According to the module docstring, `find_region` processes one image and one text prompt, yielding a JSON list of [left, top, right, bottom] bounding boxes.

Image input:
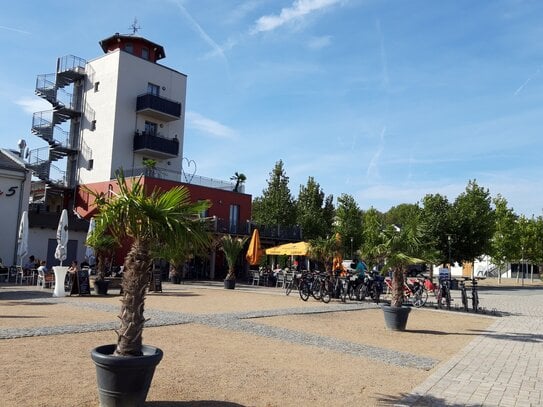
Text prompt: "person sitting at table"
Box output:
[[67, 260, 80, 274], [37, 260, 51, 276], [23, 255, 37, 272]]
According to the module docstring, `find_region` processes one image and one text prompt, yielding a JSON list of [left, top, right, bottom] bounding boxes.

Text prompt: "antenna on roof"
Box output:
[[129, 17, 141, 35]]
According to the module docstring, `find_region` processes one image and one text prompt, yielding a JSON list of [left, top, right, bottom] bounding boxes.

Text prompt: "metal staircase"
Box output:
[[28, 55, 86, 188]]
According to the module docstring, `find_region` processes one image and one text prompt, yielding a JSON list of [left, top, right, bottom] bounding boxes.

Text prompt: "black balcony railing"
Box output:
[[133, 132, 179, 158], [136, 93, 181, 120]]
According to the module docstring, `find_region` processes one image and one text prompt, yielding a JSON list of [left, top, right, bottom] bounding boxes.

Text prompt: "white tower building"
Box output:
[[29, 33, 187, 197]]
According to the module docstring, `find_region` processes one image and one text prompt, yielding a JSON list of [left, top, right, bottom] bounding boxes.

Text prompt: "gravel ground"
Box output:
[[0, 282, 497, 406]]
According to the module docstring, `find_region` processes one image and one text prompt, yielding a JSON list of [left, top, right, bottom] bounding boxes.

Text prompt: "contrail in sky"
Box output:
[[0, 25, 31, 34], [514, 65, 542, 96]]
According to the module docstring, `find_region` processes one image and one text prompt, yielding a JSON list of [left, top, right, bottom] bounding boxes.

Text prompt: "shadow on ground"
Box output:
[[147, 401, 245, 407], [378, 392, 482, 406], [0, 291, 56, 301]]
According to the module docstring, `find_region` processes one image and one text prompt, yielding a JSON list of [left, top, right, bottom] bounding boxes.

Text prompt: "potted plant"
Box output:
[[372, 222, 429, 331], [221, 234, 248, 289], [85, 230, 118, 295], [87, 171, 210, 406]]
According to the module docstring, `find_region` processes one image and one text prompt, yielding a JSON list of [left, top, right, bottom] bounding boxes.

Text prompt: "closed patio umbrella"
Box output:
[[246, 228, 263, 266], [17, 211, 29, 266], [54, 209, 69, 266], [85, 217, 96, 264]]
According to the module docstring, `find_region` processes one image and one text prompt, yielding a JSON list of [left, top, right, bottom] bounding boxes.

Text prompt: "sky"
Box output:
[[1, 0, 542, 217]]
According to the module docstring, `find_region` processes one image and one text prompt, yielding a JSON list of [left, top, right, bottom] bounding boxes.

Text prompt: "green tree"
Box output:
[[296, 176, 330, 240], [360, 207, 384, 268], [384, 203, 421, 227], [89, 172, 211, 356], [491, 195, 519, 275], [85, 228, 118, 281], [251, 160, 296, 227], [420, 194, 452, 265], [334, 194, 363, 257], [450, 180, 495, 269]]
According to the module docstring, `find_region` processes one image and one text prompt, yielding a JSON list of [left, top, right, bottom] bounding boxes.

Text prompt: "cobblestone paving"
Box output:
[[401, 288, 543, 407], [0, 294, 437, 370]]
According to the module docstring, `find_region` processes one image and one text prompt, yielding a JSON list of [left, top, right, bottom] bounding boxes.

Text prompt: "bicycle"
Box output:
[[383, 274, 426, 307], [459, 277, 480, 312], [356, 270, 383, 304], [436, 278, 452, 310]]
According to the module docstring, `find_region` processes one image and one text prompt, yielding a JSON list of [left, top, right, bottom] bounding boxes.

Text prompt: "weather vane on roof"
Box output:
[[129, 17, 141, 35]]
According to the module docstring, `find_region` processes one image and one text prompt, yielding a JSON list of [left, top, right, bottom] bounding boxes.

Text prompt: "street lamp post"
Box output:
[[350, 237, 353, 259], [447, 234, 452, 269]]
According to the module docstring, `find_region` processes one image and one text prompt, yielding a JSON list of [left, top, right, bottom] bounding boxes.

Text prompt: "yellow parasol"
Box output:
[[265, 241, 310, 256], [246, 229, 263, 265]]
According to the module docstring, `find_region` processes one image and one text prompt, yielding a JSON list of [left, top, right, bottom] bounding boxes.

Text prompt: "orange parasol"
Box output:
[[246, 229, 263, 266]]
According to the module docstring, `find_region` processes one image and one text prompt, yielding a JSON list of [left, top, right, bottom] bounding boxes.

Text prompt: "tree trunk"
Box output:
[[115, 239, 152, 356], [391, 267, 404, 307]]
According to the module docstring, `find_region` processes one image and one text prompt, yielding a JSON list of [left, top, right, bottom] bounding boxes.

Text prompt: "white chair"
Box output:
[[251, 270, 260, 286], [36, 269, 54, 289], [275, 272, 285, 288], [15, 266, 34, 285]]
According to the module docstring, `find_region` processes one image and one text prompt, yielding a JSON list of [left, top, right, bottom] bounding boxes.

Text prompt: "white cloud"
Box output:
[[186, 111, 237, 140], [15, 98, 50, 114], [252, 0, 341, 34], [307, 35, 332, 49]]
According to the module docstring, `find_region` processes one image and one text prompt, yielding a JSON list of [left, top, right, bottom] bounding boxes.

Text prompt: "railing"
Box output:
[[122, 167, 182, 182], [57, 55, 86, 74], [182, 174, 240, 192], [133, 132, 180, 157], [136, 93, 181, 119], [251, 223, 302, 240]]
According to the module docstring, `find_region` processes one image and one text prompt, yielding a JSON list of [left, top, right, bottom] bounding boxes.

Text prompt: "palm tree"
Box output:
[[90, 171, 211, 356], [371, 223, 429, 307], [86, 230, 118, 281], [153, 221, 210, 283], [221, 235, 248, 281], [230, 172, 247, 193], [308, 235, 340, 272]]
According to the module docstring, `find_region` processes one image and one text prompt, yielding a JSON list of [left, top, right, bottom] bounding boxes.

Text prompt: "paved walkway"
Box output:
[[401, 287, 543, 407]]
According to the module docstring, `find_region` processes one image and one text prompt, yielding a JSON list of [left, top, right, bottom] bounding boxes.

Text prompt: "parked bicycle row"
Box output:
[[282, 269, 482, 312]]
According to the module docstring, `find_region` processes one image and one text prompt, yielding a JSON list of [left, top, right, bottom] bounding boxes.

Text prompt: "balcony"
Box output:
[[136, 93, 182, 122], [133, 132, 179, 158]]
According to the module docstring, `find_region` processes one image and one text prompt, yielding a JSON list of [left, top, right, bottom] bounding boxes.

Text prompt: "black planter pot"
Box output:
[[91, 344, 163, 407], [94, 279, 110, 295], [224, 279, 236, 289], [382, 304, 411, 331]]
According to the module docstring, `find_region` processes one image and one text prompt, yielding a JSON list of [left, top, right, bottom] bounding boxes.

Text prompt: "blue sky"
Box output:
[[1, 0, 542, 216]]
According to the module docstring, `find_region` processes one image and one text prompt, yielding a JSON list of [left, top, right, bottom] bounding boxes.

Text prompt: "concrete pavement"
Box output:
[[402, 287, 543, 407]]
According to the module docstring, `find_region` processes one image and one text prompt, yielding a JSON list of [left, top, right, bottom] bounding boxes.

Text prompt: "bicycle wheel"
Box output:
[[472, 289, 479, 312], [321, 282, 332, 304], [356, 283, 368, 301], [372, 282, 382, 304], [285, 278, 293, 296], [311, 278, 322, 300], [298, 280, 310, 301], [412, 287, 428, 308], [348, 284, 357, 301], [340, 282, 347, 303], [460, 287, 468, 312]]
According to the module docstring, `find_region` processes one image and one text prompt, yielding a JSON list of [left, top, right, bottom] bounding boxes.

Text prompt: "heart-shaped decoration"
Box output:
[[182, 157, 197, 183]]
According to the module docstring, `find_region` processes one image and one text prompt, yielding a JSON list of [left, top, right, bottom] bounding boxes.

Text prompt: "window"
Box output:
[[87, 159, 94, 170], [147, 82, 160, 96], [91, 120, 96, 131], [144, 121, 157, 136], [229, 204, 240, 234], [94, 81, 100, 92], [141, 47, 149, 60], [125, 43, 133, 54]]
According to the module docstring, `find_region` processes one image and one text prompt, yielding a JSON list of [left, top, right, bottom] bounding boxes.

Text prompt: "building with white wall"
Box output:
[[0, 149, 31, 265]]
